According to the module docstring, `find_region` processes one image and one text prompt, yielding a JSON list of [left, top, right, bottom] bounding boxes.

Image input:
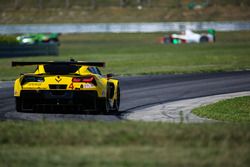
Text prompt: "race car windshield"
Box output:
[[44, 64, 80, 75]]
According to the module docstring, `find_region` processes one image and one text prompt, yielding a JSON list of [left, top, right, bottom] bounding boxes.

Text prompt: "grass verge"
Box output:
[[192, 96, 250, 122], [0, 35, 18, 44], [1, 31, 250, 80], [0, 121, 250, 167]]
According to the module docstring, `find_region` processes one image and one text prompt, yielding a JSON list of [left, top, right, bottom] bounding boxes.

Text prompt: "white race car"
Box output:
[[161, 29, 216, 44]]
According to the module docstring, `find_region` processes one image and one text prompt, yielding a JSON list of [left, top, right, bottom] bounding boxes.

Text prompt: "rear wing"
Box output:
[[12, 61, 105, 67]]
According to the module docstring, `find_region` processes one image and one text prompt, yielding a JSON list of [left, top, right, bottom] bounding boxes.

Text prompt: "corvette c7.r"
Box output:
[[12, 60, 120, 114]]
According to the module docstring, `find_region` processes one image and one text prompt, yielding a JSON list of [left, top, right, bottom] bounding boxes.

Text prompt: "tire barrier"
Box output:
[[0, 43, 59, 58]]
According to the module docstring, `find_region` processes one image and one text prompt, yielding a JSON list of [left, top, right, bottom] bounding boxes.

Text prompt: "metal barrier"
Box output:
[[0, 43, 59, 57], [0, 22, 250, 34]]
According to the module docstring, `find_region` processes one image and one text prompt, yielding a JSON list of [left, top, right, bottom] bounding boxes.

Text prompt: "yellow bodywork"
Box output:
[[13, 62, 120, 113]]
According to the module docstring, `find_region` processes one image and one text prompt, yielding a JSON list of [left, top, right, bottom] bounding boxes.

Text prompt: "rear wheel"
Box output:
[[97, 97, 111, 114], [15, 97, 22, 112], [200, 36, 209, 43], [97, 83, 120, 114], [113, 86, 120, 113], [164, 37, 171, 44]]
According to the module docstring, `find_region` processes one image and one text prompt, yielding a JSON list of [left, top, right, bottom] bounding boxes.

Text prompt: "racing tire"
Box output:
[[48, 39, 59, 44], [164, 37, 171, 44], [97, 98, 111, 114], [112, 86, 120, 113], [200, 36, 209, 43], [15, 97, 23, 112]]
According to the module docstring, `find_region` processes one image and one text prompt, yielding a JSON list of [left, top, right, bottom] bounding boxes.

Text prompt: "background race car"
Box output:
[[161, 29, 216, 44], [16, 33, 60, 45], [12, 60, 120, 114]]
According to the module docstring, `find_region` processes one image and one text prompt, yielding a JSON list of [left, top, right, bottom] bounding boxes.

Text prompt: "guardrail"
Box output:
[[0, 43, 59, 58], [0, 22, 250, 34]]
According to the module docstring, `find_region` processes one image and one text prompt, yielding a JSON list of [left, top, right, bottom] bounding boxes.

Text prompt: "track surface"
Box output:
[[1, 71, 250, 121]]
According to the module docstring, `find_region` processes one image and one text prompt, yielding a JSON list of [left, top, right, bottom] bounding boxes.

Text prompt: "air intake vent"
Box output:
[[49, 84, 67, 90]]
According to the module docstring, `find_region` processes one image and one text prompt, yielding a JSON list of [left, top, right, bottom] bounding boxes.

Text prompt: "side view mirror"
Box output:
[[107, 73, 113, 79]]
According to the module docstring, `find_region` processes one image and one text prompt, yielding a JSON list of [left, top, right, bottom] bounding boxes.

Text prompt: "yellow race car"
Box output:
[[12, 60, 120, 114]]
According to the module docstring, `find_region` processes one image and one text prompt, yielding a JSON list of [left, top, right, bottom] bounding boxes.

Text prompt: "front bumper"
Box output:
[[19, 90, 98, 112]]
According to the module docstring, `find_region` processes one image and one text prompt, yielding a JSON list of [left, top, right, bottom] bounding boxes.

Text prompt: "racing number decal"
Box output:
[[69, 83, 74, 90]]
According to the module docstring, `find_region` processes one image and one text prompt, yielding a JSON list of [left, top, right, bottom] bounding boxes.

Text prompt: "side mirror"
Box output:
[[107, 73, 113, 79]]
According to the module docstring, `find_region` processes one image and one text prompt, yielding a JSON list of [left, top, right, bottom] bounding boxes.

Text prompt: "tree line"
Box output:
[[13, 0, 152, 9]]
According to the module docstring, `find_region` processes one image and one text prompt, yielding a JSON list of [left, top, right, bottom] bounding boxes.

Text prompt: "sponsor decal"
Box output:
[[69, 83, 74, 89], [83, 83, 94, 89]]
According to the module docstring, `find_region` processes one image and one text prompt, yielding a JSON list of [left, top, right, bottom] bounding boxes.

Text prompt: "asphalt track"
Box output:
[[1, 71, 250, 121]]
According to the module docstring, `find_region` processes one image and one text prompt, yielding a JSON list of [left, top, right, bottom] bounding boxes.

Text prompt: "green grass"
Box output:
[[1, 31, 250, 81], [0, 121, 250, 167], [192, 96, 250, 122], [1, 30, 250, 166], [0, 35, 18, 44]]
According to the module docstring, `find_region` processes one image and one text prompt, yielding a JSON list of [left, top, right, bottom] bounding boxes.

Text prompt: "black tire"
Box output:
[[113, 86, 120, 113], [48, 39, 59, 44], [200, 36, 209, 43], [15, 97, 22, 112], [97, 97, 111, 114], [97, 83, 120, 114]]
